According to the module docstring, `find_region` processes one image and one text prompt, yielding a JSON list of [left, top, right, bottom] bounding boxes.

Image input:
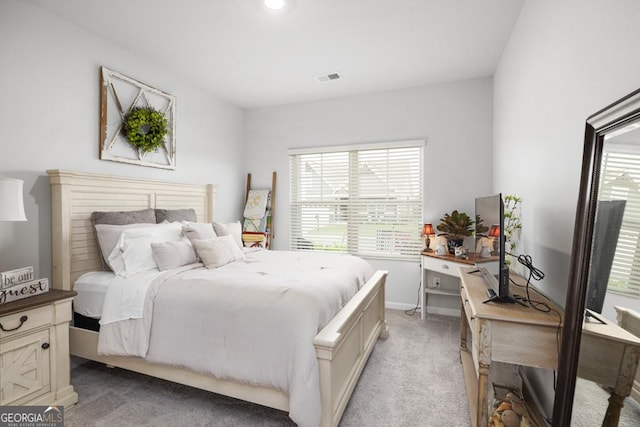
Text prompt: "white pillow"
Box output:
[[212, 221, 243, 250], [151, 239, 197, 271], [182, 222, 217, 242], [95, 223, 158, 269], [192, 236, 245, 269], [107, 222, 184, 277]]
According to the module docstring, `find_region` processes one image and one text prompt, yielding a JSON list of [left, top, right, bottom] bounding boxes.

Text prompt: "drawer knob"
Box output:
[[41, 342, 50, 350], [0, 315, 28, 332], [442, 265, 449, 269]]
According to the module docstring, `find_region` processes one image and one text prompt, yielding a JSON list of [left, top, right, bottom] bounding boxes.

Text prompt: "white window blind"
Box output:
[[598, 146, 640, 298], [289, 141, 423, 260]]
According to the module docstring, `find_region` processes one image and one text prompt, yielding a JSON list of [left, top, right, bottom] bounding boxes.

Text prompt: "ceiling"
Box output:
[[30, 0, 525, 109]]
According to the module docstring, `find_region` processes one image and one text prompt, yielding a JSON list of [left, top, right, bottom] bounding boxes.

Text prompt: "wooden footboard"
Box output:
[[315, 270, 389, 427]]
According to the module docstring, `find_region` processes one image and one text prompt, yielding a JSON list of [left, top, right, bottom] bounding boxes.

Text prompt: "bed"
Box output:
[[47, 169, 388, 427]]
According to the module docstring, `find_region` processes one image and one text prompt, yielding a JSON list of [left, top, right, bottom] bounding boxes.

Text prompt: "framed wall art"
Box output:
[[99, 66, 176, 169]]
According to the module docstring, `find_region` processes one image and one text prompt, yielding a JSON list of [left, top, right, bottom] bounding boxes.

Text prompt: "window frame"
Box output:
[[288, 140, 424, 261], [598, 142, 640, 299]]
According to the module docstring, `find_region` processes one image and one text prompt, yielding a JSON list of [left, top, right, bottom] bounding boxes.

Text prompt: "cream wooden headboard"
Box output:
[[47, 170, 216, 291]]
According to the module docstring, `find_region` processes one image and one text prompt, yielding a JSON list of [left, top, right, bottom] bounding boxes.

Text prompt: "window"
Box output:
[[289, 141, 424, 260], [598, 144, 640, 298]]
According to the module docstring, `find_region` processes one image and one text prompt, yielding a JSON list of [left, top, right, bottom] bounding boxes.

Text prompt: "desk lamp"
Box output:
[[1, 177, 28, 282], [0, 177, 27, 222], [422, 223, 434, 252], [488, 224, 500, 254]]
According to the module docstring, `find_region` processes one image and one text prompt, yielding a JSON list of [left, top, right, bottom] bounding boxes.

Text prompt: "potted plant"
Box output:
[[437, 210, 475, 254], [503, 194, 522, 265]]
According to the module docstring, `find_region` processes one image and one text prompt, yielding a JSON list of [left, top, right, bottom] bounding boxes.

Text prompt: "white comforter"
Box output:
[[97, 250, 374, 427]]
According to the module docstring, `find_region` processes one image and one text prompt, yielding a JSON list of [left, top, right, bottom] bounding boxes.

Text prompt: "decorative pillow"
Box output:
[[107, 222, 184, 277], [95, 223, 158, 270], [182, 222, 217, 242], [212, 221, 243, 250], [192, 236, 245, 269], [151, 239, 197, 271], [91, 208, 156, 225], [91, 208, 157, 270], [155, 208, 197, 224]]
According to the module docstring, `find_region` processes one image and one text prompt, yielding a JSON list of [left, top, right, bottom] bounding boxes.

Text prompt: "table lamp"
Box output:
[[422, 223, 434, 252], [0, 177, 27, 221], [488, 224, 500, 253]]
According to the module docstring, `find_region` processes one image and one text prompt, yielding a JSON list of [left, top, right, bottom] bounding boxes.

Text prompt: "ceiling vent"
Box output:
[[316, 72, 342, 83]]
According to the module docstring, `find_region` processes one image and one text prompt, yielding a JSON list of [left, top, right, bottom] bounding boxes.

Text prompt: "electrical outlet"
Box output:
[[433, 276, 441, 288]]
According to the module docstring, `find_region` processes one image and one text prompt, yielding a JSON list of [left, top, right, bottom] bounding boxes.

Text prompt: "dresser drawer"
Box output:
[[0, 304, 52, 340], [422, 255, 463, 278], [461, 286, 474, 327]]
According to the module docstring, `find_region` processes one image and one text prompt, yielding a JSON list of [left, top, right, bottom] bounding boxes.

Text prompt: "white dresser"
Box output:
[[420, 251, 476, 319], [0, 289, 78, 407]]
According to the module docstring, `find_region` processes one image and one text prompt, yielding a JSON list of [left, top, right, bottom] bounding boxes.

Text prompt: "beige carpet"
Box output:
[[571, 377, 640, 426], [64, 309, 640, 426], [64, 309, 469, 426]]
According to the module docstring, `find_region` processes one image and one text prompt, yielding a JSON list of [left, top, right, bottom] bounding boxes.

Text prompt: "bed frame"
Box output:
[[47, 169, 389, 427]]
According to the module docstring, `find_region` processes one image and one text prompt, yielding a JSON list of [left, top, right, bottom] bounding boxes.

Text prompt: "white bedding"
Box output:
[[73, 271, 116, 318], [96, 250, 374, 427]]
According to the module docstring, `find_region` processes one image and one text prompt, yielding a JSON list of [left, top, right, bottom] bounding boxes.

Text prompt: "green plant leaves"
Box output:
[[122, 107, 169, 152], [437, 210, 475, 239], [504, 194, 522, 264]]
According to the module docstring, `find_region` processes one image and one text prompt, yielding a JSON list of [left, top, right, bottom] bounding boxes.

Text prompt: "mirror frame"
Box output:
[[553, 87, 640, 424]]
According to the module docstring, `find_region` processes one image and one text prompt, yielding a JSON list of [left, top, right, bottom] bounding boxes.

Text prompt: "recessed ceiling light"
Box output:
[[264, 0, 286, 11]]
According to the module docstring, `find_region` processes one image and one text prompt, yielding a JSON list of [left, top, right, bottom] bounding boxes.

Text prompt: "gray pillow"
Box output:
[[155, 208, 197, 223], [91, 208, 156, 225], [91, 208, 156, 270]]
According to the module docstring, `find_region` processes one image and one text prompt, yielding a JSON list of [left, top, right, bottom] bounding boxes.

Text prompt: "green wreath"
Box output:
[[122, 107, 169, 152]]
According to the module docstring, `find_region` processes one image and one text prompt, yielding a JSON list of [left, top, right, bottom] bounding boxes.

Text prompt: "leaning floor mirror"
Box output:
[[554, 88, 640, 425]]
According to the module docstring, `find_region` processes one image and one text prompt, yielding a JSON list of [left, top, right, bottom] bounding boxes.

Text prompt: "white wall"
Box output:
[[0, 1, 493, 311], [494, 0, 640, 416], [244, 78, 494, 308], [0, 1, 245, 280]]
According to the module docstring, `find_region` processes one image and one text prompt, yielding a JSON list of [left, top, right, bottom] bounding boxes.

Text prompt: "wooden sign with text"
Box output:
[[1, 266, 34, 289], [0, 278, 49, 304]]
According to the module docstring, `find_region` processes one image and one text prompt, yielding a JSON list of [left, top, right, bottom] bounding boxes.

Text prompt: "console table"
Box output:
[[420, 251, 475, 319], [579, 310, 640, 427], [459, 266, 562, 427], [459, 266, 640, 427]]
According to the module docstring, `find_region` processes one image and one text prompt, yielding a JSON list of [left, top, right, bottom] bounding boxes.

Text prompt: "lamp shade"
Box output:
[[422, 223, 434, 235], [488, 224, 500, 237], [0, 178, 27, 221]]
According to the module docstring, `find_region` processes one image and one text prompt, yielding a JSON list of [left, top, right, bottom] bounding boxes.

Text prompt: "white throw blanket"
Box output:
[[97, 250, 374, 427]]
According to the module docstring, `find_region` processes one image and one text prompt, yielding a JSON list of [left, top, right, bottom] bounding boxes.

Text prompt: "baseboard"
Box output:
[[425, 306, 460, 317], [385, 301, 418, 311], [519, 366, 552, 426], [385, 302, 460, 317]]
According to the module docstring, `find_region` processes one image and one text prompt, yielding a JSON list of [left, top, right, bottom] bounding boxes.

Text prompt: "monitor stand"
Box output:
[[584, 309, 607, 324], [483, 288, 526, 306]]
